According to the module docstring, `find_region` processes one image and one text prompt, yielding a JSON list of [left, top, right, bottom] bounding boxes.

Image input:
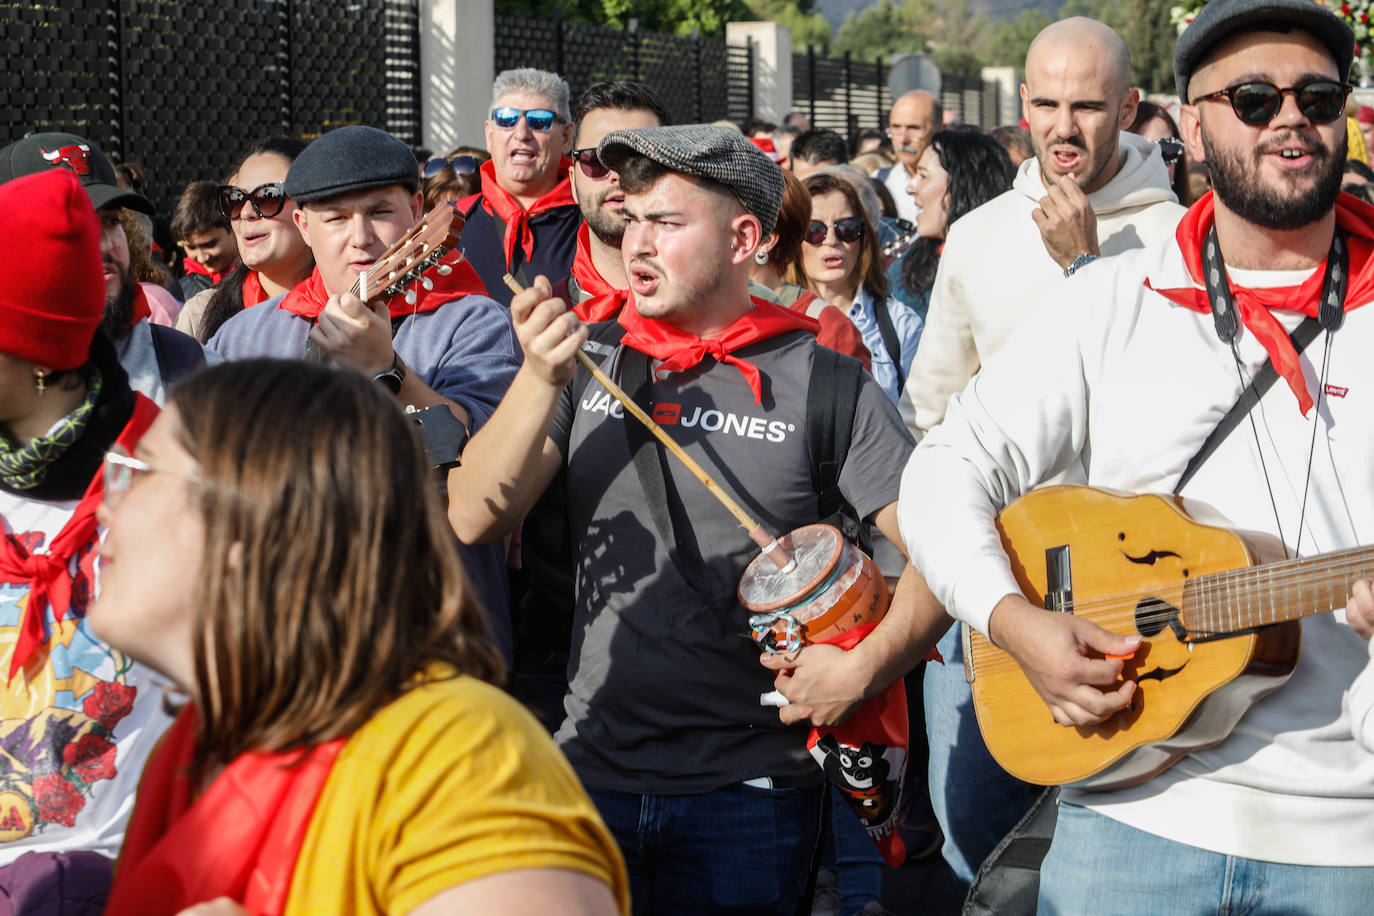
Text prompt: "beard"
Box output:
[[100, 259, 138, 340], [581, 191, 626, 246], [1203, 128, 1345, 231]]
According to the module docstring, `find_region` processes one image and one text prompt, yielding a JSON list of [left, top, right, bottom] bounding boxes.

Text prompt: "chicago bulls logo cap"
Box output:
[[0, 131, 154, 214]]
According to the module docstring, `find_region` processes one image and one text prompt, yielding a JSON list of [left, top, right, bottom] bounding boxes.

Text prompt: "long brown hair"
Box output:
[[801, 171, 888, 301], [169, 359, 503, 776]]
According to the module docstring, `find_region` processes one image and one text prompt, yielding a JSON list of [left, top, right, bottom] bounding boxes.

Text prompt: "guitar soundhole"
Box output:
[[1134, 596, 1179, 638]]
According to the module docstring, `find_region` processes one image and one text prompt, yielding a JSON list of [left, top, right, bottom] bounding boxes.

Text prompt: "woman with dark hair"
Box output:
[[748, 169, 872, 369], [175, 136, 314, 343], [96, 359, 628, 915], [901, 130, 1017, 301], [801, 171, 922, 403], [1127, 99, 1190, 206]]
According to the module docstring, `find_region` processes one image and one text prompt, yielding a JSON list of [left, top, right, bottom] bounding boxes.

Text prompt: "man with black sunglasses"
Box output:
[[460, 67, 581, 308], [875, 0, 1374, 908]]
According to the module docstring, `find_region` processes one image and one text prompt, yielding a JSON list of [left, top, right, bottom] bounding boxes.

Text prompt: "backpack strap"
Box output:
[[872, 296, 904, 389], [148, 324, 207, 386], [806, 346, 869, 548], [569, 319, 625, 407]]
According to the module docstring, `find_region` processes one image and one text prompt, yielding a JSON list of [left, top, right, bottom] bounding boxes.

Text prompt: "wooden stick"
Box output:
[[502, 274, 794, 570]]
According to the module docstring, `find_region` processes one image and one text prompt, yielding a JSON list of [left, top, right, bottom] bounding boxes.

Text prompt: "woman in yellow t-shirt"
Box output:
[[92, 358, 629, 916]]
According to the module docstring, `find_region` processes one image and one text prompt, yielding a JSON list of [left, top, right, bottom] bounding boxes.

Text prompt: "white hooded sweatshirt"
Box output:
[[903, 131, 1186, 438]]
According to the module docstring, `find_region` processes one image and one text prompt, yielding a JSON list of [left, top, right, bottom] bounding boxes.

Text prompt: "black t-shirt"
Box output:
[[549, 330, 913, 794]]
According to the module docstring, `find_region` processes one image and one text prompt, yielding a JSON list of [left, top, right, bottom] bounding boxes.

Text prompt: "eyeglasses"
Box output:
[[218, 182, 286, 221], [804, 217, 865, 246], [102, 446, 200, 510], [1191, 80, 1351, 126], [422, 154, 481, 179], [570, 148, 610, 180], [1157, 136, 1185, 166], [490, 107, 563, 131]]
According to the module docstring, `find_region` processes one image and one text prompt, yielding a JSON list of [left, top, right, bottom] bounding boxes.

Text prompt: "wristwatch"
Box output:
[[1064, 253, 1100, 277], [373, 351, 407, 395]]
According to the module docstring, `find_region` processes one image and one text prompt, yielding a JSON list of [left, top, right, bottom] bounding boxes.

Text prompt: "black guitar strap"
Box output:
[[1174, 227, 1346, 495]]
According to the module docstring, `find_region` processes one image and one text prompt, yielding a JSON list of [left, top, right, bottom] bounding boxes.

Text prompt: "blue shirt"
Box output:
[[846, 288, 923, 404]]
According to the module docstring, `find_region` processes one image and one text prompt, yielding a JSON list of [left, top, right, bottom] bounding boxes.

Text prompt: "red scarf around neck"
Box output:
[[0, 393, 158, 682], [475, 158, 576, 270], [127, 284, 152, 332], [570, 222, 629, 323], [182, 257, 231, 287], [1145, 191, 1374, 415], [242, 270, 268, 308], [277, 251, 488, 320], [617, 296, 820, 405], [105, 706, 346, 916]]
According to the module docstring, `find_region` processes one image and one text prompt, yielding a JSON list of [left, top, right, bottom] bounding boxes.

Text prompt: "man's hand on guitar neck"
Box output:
[[1348, 579, 1374, 640], [988, 594, 1141, 727]]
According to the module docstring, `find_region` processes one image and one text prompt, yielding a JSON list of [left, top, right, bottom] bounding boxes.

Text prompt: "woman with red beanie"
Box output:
[[0, 169, 174, 911]]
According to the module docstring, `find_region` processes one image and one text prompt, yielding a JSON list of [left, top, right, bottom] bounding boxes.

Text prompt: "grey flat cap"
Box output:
[[598, 124, 784, 236], [285, 125, 419, 205], [0, 132, 153, 213], [1175, 0, 1354, 99]]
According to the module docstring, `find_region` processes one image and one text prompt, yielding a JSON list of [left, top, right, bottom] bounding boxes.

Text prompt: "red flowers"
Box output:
[[33, 773, 84, 828], [63, 734, 117, 783], [83, 681, 136, 731]]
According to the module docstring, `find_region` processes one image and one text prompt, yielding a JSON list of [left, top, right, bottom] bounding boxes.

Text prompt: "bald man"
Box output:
[[899, 16, 1186, 891], [874, 90, 941, 222]]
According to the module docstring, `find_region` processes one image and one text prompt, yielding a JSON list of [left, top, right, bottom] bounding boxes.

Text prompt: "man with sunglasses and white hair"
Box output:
[[881, 0, 1374, 907], [460, 67, 581, 307]]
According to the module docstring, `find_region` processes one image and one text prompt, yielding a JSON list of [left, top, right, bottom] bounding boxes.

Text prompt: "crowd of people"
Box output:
[[2, 0, 1374, 912]]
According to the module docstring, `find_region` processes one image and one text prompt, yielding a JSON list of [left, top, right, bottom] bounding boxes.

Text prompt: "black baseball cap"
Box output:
[[0, 132, 154, 214]]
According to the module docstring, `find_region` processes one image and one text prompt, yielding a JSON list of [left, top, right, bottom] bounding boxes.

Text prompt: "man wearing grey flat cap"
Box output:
[[449, 124, 939, 912], [207, 124, 522, 656], [860, 0, 1374, 908]]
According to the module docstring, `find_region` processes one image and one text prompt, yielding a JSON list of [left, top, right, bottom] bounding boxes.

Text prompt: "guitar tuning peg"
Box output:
[[436, 264, 453, 276], [405, 289, 417, 305], [420, 277, 434, 290]]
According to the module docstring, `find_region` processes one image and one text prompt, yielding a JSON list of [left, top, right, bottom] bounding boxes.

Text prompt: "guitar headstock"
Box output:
[[357, 203, 466, 303]]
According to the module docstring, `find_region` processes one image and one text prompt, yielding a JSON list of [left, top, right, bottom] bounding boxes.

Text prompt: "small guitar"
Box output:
[[967, 485, 1372, 790], [881, 219, 920, 267]]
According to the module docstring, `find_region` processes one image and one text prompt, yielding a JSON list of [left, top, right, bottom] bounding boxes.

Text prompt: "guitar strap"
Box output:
[[1173, 227, 1346, 495]]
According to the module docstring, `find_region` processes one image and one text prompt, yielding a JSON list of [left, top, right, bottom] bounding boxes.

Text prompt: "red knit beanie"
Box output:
[[0, 169, 104, 370]]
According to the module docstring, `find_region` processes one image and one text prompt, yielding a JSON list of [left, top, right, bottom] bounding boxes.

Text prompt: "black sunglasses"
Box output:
[[422, 154, 481, 179], [218, 182, 286, 221], [1157, 136, 1185, 166], [1191, 79, 1351, 126], [570, 148, 610, 180], [804, 217, 865, 246]]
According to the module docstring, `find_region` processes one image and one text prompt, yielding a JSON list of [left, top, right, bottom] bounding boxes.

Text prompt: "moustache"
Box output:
[[895, 144, 921, 154], [1255, 131, 1328, 160], [1049, 136, 1087, 151]]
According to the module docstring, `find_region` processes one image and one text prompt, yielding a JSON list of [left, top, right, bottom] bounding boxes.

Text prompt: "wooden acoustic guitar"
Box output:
[[966, 485, 1373, 790]]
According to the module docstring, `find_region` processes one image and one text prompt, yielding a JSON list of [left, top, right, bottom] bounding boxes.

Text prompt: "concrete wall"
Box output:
[[420, 0, 493, 152], [726, 21, 792, 123]]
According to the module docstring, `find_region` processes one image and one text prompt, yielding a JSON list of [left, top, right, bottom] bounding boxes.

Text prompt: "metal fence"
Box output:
[[494, 11, 750, 125], [792, 48, 888, 141], [940, 72, 1004, 130], [1, 0, 421, 214]]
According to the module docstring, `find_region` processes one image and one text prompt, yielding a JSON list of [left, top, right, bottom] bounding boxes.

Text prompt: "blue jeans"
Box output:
[[924, 622, 1039, 889], [823, 785, 885, 916], [1041, 802, 1374, 915], [585, 781, 824, 915]]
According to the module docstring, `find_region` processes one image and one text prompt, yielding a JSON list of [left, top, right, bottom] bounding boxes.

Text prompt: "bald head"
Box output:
[[1026, 17, 1133, 97], [888, 90, 943, 173]]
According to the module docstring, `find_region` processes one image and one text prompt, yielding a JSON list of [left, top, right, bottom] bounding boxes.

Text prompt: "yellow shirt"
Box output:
[[283, 675, 629, 914]]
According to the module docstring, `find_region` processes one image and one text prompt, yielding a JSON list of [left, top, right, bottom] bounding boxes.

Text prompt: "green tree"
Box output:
[[1058, 0, 1176, 93], [494, 0, 753, 37], [747, 0, 834, 51], [832, 0, 924, 59], [984, 9, 1054, 70]]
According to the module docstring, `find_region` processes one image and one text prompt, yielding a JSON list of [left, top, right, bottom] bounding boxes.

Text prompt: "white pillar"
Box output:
[[981, 66, 1022, 126], [726, 21, 792, 123], [420, 0, 493, 153]]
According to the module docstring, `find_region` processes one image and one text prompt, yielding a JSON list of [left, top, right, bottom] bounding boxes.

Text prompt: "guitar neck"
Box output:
[[1184, 545, 1374, 635]]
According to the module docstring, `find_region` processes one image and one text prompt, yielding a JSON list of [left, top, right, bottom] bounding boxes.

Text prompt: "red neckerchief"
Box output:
[[105, 706, 345, 916], [570, 223, 628, 323], [1145, 191, 1374, 415], [242, 270, 268, 308], [474, 158, 576, 269], [277, 252, 487, 320], [0, 393, 159, 682], [617, 296, 820, 405], [182, 258, 229, 287], [128, 284, 151, 332]]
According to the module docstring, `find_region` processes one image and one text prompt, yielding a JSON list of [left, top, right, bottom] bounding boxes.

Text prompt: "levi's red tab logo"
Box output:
[[652, 403, 682, 424], [1324, 384, 1348, 398]]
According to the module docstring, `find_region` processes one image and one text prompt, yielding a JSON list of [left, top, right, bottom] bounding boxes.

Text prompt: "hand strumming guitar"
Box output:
[[987, 592, 1141, 727]]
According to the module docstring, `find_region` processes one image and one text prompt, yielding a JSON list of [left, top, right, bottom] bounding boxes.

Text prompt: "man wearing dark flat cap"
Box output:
[[207, 124, 521, 657], [847, 0, 1374, 907], [449, 124, 934, 913]]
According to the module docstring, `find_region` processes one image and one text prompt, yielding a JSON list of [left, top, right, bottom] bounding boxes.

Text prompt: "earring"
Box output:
[[33, 369, 46, 397], [754, 249, 769, 266]]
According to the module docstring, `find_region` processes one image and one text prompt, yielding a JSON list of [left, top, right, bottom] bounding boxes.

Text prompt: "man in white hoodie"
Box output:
[[895, 0, 1374, 908], [893, 17, 1188, 889]]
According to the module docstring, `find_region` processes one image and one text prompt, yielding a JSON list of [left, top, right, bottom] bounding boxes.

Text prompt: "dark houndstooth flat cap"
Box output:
[[598, 124, 784, 236], [1174, 0, 1354, 100]]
